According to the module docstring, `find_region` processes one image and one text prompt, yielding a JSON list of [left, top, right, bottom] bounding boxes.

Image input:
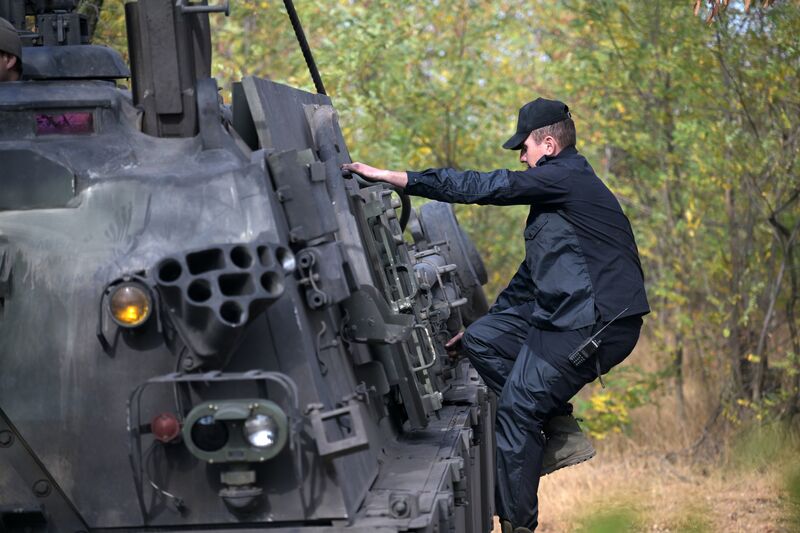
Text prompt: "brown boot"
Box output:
[[541, 414, 596, 476]]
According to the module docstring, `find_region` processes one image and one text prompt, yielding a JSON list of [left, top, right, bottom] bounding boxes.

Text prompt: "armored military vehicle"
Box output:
[[0, 1, 495, 531]]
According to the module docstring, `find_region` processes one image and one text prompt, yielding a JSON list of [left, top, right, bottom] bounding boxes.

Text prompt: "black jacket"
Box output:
[[405, 146, 650, 330]]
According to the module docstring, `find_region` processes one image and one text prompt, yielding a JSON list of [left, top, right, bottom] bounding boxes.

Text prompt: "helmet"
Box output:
[[0, 17, 22, 66]]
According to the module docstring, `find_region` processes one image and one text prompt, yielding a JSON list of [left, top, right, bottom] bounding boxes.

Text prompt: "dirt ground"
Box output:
[[487, 379, 799, 532], [490, 449, 794, 532], [538, 454, 790, 531], [485, 337, 800, 532]]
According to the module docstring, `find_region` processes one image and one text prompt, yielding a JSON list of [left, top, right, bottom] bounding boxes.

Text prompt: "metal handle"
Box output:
[[176, 0, 230, 15]]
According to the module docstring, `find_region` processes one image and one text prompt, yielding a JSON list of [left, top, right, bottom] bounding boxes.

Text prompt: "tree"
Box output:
[[91, 0, 800, 434], [695, 0, 781, 24], [528, 0, 800, 423]]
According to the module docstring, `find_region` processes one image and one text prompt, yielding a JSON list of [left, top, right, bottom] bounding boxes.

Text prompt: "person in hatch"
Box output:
[[0, 17, 22, 82], [342, 97, 649, 532]]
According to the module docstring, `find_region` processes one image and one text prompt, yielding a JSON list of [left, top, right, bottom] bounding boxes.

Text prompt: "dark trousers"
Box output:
[[462, 305, 642, 530]]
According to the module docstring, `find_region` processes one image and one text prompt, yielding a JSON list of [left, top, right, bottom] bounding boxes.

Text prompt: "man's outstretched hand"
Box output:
[[342, 162, 409, 188], [445, 331, 465, 360]]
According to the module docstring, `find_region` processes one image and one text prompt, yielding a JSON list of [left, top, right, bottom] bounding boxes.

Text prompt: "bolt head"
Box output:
[[33, 479, 51, 497], [391, 499, 409, 516]]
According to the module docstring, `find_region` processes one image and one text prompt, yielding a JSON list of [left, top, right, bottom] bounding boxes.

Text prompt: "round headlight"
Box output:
[[190, 415, 229, 452], [243, 414, 278, 448], [109, 282, 152, 327]]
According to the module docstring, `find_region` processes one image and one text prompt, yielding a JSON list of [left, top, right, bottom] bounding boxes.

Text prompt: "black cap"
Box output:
[[0, 18, 22, 64], [502, 97, 571, 150]]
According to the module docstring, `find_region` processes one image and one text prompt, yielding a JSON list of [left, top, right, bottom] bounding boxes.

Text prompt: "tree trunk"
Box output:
[[725, 187, 746, 394], [674, 337, 686, 422], [751, 255, 785, 401]]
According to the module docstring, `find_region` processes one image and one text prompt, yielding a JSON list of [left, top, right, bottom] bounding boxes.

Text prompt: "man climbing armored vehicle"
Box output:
[[0, 17, 22, 82], [0, 1, 495, 531], [345, 97, 650, 531]]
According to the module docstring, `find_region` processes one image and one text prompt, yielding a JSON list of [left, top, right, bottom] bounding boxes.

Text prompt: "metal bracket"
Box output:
[[196, 77, 231, 152], [127, 370, 302, 524], [308, 400, 369, 459], [267, 149, 339, 244], [340, 285, 413, 345], [176, 0, 230, 15]]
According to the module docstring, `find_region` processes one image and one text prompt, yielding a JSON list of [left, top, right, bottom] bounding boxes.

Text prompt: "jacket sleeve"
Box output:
[[488, 260, 536, 314], [405, 166, 571, 206]]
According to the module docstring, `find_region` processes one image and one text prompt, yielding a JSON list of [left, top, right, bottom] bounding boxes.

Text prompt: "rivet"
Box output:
[[0, 430, 13, 447], [391, 499, 408, 516], [33, 479, 51, 497]]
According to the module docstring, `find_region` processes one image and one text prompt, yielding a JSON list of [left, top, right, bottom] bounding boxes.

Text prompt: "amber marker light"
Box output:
[[109, 282, 152, 327]]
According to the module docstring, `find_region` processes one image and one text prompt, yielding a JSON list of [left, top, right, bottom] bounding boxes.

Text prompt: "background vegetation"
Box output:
[[89, 1, 799, 529]]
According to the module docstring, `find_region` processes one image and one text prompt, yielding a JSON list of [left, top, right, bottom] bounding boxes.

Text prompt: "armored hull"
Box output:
[[0, 4, 495, 531]]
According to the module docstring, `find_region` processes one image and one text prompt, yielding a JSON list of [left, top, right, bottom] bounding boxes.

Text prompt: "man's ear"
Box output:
[[0, 52, 14, 69], [544, 135, 559, 155]]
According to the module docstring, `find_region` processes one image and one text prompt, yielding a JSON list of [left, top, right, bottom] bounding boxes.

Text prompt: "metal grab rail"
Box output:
[[175, 0, 230, 15]]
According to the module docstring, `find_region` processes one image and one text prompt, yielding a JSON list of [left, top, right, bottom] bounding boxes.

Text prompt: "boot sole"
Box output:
[[541, 448, 596, 476]]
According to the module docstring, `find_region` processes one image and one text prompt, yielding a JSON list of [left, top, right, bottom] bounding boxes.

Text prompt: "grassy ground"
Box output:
[[535, 447, 792, 532], [489, 346, 800, 532], [491, 427, 798, 532]]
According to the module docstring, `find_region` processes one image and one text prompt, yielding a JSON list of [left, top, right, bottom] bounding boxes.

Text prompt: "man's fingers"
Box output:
[[341, 162, 359, 174], [445, 332, 463, 360], [342, 162, 368, 173], [342, 162, 376, 180], [445, 331, 464, 348]]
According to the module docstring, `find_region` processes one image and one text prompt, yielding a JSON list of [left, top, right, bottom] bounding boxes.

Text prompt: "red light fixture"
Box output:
[[151, 413, 181, 443]]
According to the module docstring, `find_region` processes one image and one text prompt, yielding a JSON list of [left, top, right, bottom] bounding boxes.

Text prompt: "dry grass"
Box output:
[[489, 341, 800, 532], [535, 447, 790, 532], [490, 427, 795, 532]]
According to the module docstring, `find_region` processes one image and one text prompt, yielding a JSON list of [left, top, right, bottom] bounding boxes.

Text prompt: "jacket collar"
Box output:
[[535, 144, 578, 167]]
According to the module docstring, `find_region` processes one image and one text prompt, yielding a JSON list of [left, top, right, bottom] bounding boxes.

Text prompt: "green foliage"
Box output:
[[727, 421, 800, 523], [575, 498, 713, 533], [574, 500, 712, 532], [91, 1, 800, 423], [528, 0, 800, 416], [727, 421, 800, 473], [90, 0, 539, 298], [575, 506, 638, 533], [92, 0, 126, 61], [788, 465, 800, 530], [574, 366, 662, 439]]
